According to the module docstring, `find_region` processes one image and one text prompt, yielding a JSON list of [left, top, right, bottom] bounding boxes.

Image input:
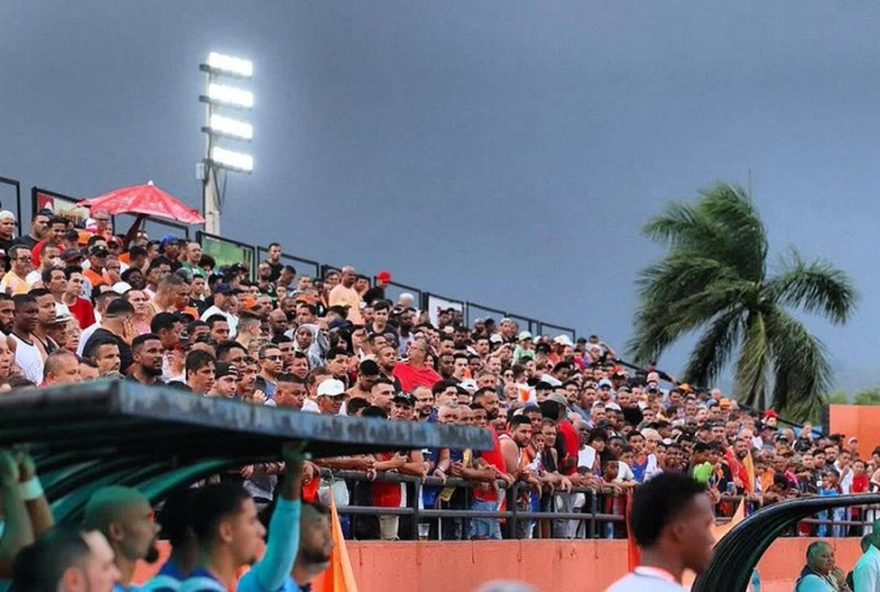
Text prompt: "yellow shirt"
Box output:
[[0, 272, 32, 295], [328, 284, 364, 324]]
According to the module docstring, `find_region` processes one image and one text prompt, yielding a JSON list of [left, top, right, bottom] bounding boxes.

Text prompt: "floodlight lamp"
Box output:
[[207, 114, 253, 141], [206, 83, 254, 109], [207, 52, 253, 78], [211, 146, 254, 173]]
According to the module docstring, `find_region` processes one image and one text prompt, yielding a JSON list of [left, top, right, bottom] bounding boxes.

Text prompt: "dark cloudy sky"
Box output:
[[3, 1, 880, 393]]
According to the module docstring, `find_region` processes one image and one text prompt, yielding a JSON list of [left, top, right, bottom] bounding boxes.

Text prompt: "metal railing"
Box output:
[[30, 185, 190, 241], [319, 469, 880, 541], [0, 176, 23, 235], [323, 469, 625, 541], [8, 174, 580, 339], [197, 230, 256, 275]]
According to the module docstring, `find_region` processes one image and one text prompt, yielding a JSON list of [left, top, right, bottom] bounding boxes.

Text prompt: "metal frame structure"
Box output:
[[0, 175, 23, 235], [693, 493, 880, 591], [0, 380, 492, 523]]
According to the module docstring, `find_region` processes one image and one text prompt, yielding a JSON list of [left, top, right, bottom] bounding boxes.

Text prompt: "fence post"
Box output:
[[410, 476, 422, 540], [509, 481, 519, 539], [589, 489, 598, 539]]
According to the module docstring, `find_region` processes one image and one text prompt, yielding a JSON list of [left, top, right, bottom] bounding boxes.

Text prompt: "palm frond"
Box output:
[[765, 249, 858, 325], [765, 307, 831, 417], [683, 307, 745, 386], [733, 312, 770, 408]]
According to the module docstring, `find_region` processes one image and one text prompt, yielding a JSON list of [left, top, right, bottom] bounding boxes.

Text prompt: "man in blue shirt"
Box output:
[[179, 444, 306, 592]]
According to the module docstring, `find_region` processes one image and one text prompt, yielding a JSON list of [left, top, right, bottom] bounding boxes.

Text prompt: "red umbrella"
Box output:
[[79, 181, 205, 225]]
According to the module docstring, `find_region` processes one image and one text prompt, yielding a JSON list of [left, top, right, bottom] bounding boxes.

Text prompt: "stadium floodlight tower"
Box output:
[[198, 51, 254, 235]]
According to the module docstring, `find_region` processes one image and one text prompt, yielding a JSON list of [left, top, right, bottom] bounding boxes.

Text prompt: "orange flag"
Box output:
[[310, 492, 359, 592]]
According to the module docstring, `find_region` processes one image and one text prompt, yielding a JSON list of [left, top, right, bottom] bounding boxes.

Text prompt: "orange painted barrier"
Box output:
[[829, 404, 880, 459], [134, 537, 863, 591]]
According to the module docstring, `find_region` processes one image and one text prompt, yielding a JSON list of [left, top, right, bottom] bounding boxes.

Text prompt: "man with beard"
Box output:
[[128, 334, 164, 386], [376, 344, 402, 392], [180, 446, 306, 592], [83, 486, 161, 591], [290, 503, 334, 590], [0, 293, 14, 335]]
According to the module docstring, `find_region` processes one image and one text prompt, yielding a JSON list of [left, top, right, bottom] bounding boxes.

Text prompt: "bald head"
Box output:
[[83, 486, 159, 565], [83, 486, 151, 533]]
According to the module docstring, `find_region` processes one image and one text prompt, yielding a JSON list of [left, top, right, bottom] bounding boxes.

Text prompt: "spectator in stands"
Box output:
[[61, 265, 96, 329], [81, 298, 135, 375], [200, 284, 240, 337], [42, 350, 81, 386], [317, 378, 347, 415], [15, 209, 49, 251], [257, 344, 283, 399], [347, 359, 379, 400], [30, 288, 59, 359], [144, 257, 172, 299], [236, 312, 262, 351], [0, 210, 16, 257], [393, 339, 441, 392], [2, 245, 34, 295], [265, 242, 284, 282], [184, 350, 216, 394], [275, 373, 308, 410], [208, 362, 239, 398], [205, 314, 230, 344], [10, 527, 120, 592], [369, 378, 395, 411], [328, 266, 363, 325], [83, 245, 109, 289], [10, 294, 43, 383], [129, 333, 164, 386], [83, 486, 160, 590]]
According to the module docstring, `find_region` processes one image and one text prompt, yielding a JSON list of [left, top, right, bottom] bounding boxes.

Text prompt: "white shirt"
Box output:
[[854, 545, 880, 592], [77, 322, 101, 356], [606, 567, 686, 592], [200, 305, 239, 337], [616, 461, 636, 483], [577, 445, 598, 471], [11, 334, 44, 385]]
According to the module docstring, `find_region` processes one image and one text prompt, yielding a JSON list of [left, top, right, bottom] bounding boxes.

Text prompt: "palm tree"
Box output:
[[629, 183, 857, 418]]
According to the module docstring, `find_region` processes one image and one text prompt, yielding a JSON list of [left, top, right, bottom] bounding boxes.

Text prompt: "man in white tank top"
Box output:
[[9, 294, 44, 385], [605, 473, 716, 592]]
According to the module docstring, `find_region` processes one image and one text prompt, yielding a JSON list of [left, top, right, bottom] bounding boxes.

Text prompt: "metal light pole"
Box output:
[[198, 52, 254, 235]]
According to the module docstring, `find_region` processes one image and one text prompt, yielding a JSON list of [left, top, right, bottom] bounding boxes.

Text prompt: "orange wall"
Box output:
[[135, 537, 862, 592], [829, 404, 880, 459]]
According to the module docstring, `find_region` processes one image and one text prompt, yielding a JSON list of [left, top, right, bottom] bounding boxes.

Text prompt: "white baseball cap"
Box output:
[[317, 378, 346, 398]]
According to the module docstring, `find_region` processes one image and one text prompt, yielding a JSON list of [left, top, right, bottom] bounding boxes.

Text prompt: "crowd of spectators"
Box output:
[[0, 206, 878, 551]]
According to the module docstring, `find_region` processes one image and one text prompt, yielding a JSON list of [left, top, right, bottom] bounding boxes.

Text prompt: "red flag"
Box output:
[[625, 490, 641, 571], [310, 492, 359, 592]]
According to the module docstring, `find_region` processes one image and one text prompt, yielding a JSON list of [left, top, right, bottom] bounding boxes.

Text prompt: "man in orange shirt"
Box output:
[[327, 266, 364, 325], [82, 245, 109, 289]]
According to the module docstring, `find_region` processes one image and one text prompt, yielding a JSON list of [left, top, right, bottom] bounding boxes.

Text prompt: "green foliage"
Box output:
[[854, 388, 880, 406], [630, 183, 858, 420], [825, 391, 849, 405]]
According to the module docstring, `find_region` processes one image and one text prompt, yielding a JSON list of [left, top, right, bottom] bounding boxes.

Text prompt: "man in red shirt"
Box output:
[[393, 339, 441, 392], [62, 266, 96, 329]]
